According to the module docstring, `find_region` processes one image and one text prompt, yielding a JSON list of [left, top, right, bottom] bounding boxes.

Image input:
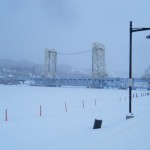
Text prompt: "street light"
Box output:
[[126, 21, 150, 119]]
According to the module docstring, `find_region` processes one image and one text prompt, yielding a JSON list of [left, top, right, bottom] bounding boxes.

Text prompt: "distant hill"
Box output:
[[0, 58, 129, 78], [0, 58, 91, 77], [0, 59, 41, 69]]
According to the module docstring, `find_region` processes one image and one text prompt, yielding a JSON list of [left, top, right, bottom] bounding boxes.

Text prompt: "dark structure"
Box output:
[[93, 119, 102, 129], [128, 21, 150, 115]]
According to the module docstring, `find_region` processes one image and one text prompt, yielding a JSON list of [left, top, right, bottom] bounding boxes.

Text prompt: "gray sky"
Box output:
[[0, 0, 150, 77]]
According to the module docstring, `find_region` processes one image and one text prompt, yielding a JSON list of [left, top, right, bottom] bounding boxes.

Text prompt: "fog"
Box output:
[[0, 0, 150, 77]]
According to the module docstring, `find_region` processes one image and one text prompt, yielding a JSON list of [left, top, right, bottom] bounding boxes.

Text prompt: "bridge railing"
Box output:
[[1, 76, 149, 90], [30, 77, 130, 89]]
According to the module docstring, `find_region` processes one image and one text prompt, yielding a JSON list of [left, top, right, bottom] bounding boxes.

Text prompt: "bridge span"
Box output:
[[30, 77, 150, 90]]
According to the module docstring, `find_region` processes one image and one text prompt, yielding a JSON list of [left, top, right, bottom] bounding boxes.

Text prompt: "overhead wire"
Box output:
[[57, 49, 92, 55]]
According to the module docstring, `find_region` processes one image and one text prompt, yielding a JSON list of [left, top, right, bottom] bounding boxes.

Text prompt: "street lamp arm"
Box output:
[[132, 28, 150, 32], [128, 21, 150, 115]]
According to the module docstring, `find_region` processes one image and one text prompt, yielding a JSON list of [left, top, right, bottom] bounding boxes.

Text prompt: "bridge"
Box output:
[[30, 77, 150, 90], [39, 44, 150, 89], [0, 76, 149, 90], [1, 43, 150, 89]]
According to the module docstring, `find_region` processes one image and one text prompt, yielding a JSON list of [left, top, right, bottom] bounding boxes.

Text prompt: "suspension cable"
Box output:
[[57, 50, 92, 55]]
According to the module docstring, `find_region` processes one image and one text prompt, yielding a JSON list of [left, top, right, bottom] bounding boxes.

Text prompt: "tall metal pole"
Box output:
[[127, 21, 150, 118], [129, 21, 132, 114]]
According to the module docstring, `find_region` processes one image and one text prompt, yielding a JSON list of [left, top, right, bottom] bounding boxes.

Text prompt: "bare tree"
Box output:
[[143, 65, 150, 79]]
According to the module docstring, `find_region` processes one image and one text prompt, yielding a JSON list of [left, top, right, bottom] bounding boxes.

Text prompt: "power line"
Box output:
[[57, 50, 92, 55]]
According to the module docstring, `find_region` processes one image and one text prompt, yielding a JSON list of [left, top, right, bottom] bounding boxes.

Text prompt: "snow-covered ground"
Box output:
[[0, 84, 150, 150]]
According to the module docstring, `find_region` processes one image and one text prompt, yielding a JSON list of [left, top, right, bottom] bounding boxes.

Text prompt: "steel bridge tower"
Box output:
[[44, 48, 57, 77], [92, 42, 106, 77]]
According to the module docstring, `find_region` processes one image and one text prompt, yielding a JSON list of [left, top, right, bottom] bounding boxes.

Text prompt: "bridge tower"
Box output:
[[92, 42, 106, 77], [44, 48, 57, 77]]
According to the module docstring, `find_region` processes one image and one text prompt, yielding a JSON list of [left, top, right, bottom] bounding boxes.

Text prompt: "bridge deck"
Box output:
[[30, 77, 150, 89]]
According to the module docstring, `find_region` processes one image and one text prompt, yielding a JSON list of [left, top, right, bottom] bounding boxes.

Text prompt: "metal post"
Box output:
[[127, 21, 150, 119], [129, 21, 132, 114]]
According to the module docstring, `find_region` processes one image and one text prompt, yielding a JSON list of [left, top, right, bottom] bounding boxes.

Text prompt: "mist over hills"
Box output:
[[0, 59, 38, 68], [0, 58, 91, 78], [0, 58, 131, 78]]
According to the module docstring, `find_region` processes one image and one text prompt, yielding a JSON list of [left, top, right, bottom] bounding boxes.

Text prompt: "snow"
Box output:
[[0, 85, 150, 150]]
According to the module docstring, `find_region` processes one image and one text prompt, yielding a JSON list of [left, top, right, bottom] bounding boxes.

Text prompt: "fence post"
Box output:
[[65, 102, 67, 112], [95, 99, 97, 106], [5, 109, 7, 121], [82, 100, 84, 109], [40, 105, 42, 116]]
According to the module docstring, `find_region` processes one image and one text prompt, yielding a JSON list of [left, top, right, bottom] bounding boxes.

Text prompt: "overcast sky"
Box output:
[[0, 0, 150, 77]]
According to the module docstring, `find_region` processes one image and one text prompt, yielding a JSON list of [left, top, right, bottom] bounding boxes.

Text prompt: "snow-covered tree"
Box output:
[[143, 65, 150, 79]]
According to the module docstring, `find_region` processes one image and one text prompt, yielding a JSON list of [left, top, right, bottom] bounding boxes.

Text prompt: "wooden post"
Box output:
[[65, 102, 67, 112], [95, 99, 97, 106], [40, 105, 42, 116], [5, 109, 7, 121], [82, 100, 84, 109]]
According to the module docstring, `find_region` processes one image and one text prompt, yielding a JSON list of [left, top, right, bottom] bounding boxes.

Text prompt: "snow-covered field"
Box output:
[[0, 84, 150, 150]]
